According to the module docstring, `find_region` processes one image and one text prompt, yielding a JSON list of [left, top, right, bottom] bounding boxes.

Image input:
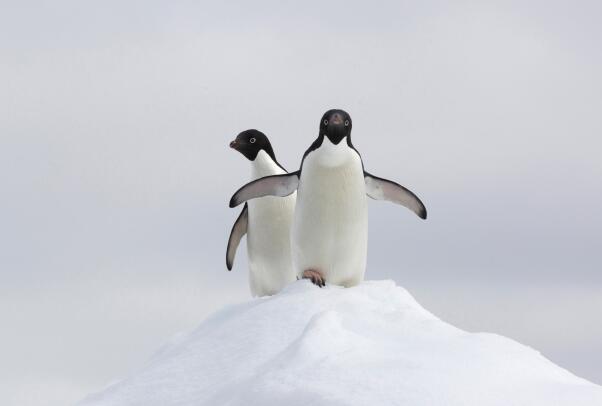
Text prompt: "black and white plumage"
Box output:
[[227, 130, 296, 296], [230, 111, 426, 288]]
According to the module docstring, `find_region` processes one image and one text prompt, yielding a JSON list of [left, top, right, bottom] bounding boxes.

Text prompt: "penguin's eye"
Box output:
[[249, 138, 256, 144], [323, 119, 328, 125], [344, 120, 349, 126]]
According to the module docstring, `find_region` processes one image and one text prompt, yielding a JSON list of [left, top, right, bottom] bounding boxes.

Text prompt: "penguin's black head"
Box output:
[[229, 129, 276, 162], [319, 109, 352, 145]]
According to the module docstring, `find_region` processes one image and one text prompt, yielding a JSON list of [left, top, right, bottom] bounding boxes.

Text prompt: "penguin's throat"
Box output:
[[325, 130, 348, 146], [252, 150, 285, 179], [314, 136, 355, 168]]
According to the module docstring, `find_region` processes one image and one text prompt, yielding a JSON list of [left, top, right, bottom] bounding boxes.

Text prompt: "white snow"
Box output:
[[79, 280, 602, 406]]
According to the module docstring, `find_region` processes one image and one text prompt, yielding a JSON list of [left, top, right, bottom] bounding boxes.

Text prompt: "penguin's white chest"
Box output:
[[292, 138, 368, 287], [246, 151, 296, 296]]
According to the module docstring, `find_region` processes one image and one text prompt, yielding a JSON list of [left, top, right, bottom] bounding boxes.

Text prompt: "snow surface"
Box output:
[[79, 280, 602, 406]]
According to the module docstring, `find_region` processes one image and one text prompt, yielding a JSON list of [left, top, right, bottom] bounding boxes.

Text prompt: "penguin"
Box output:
[[229, 110, 426, 288], [226, 129, 297, 296]]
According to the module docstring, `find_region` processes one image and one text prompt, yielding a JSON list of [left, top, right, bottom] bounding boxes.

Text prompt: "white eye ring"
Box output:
[[344, 120, 349, 126], [249, 138, 256, 143], [323, 119, 328, 125]]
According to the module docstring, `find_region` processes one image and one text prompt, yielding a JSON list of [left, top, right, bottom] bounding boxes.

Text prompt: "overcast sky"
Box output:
[[1, 1, 601, 405]]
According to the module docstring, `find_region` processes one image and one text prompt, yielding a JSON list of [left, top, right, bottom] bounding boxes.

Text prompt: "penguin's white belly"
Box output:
[[292, 142, 367, 287], [245, 150, 296, 297], [247, 194, 296, 296]]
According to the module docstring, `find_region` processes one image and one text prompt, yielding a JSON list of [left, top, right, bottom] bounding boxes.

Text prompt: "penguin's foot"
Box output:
[[302, 269, 325, 288]]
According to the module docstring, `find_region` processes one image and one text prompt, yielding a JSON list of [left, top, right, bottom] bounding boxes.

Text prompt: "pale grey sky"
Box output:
[[1, 1, 601, 405]]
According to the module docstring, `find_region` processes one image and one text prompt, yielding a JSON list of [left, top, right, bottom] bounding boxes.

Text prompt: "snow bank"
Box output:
[[79, 280, 602, 406]]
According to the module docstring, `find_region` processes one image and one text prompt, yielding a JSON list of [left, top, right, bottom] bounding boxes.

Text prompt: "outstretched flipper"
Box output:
[[229, 172, 300, 208], [226, 203, 248, 270], [364, 172, 427, 219]]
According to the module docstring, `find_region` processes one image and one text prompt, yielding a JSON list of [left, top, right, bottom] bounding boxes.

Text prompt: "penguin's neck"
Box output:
[[252, 150, 286, 179], [312, 136, 355, 168]]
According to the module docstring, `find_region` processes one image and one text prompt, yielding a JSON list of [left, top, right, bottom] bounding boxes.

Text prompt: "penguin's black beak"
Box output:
[[229, 140, 238, 150], [330, 113, 343, 126]]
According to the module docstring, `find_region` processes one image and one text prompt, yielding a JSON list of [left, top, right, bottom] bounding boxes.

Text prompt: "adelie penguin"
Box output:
[[230, 110, 427, 288], [226, 130, 297, 297]]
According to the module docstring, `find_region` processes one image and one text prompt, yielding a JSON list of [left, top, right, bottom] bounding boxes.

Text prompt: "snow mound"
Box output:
[[79, 280, 602, 406]]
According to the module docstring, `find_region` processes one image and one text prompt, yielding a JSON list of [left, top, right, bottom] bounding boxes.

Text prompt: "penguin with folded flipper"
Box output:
[[227, 130, 296, 296], [229, 110, 426, 288]]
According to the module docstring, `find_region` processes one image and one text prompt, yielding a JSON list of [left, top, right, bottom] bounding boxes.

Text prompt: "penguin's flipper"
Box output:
[[364, 172, 427, 219], [226, 203, 248, 270], [229, 172, 299, 208]]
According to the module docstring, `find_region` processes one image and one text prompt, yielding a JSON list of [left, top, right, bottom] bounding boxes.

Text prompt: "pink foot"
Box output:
[[302, 269, 325, 288]]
